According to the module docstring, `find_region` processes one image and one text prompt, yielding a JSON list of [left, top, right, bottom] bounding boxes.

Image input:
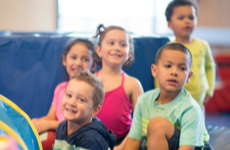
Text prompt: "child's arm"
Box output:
[[32, 105, 60, 133], [204, 41, 216, 97], [130, 78, 144, 111], [178, 145, 195, 150], [123, 138, 142, 150]]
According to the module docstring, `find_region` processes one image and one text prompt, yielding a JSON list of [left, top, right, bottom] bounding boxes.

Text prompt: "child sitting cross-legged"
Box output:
[[53, 70, 116, 150], [124, 43, 213, 150]]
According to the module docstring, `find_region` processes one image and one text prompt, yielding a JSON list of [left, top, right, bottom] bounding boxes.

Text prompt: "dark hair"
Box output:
[[64, 38, 95, 57], [165, 0, 198, 21], [70, 69, 104, 108], [155, 43, 192, 68], [93, 24, 134, 69]]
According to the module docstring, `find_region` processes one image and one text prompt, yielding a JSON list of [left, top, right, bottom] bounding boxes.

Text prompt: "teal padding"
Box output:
[[0, 98, 39, 150]]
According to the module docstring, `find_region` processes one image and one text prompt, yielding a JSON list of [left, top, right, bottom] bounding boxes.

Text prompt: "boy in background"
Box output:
[[155, 0, 216, 113], [124, 43, 212, 150], [53, 70, 116, 150]]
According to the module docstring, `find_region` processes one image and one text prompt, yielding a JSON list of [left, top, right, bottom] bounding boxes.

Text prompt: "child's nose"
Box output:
[[74, 59, 82, 66], [114, 43, 121, 51], [68, 98, 76, 107], [185, 17, 191, 23], [170, 68, 178, 76]]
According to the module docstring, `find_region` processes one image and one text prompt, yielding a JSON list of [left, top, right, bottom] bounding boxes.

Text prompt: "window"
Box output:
[[58, 0, 172, 36]]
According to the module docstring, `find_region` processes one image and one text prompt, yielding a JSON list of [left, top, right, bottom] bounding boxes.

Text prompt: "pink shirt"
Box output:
[[96, 72, 132, 139], [51, 81, 68, 122]]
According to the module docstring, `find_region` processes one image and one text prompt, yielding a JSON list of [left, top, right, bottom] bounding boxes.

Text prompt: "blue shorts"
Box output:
[[168, 126, 213, 150]]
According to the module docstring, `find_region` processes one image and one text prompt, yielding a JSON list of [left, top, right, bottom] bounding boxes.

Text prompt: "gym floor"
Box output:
[[206, 113, 230, 150]]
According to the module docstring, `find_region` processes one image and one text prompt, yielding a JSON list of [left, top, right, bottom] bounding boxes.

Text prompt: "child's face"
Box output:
[[96, 29, 131, 68], [168, 5, 197, 39], [61, 79, 99, 125], [63, 43, 94, 79], [152, 49, 192, 94]]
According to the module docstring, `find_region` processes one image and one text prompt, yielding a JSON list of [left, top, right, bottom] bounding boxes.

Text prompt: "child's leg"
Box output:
[[147, 117, 175, 150]]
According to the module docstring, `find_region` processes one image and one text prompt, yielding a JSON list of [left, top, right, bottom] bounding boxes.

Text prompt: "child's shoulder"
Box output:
[[77, 118, 116, 149], [138, 89, 159, 103], [191, 38, 211, 50], [179, 89, 202, 112], [57, 81, 68, 87], [124, 74, 140, 84], [55, 81, 68, 90], [124, 73, 143, 93]]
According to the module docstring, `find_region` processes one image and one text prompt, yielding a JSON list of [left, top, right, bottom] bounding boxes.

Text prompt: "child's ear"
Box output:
[[95, 45, 102, 58], [90, 62, 97, 72], [128, 50, 132, 58], [168, 21, 172, 29], [62, 55, 67, 67], [186, 70, 193, 83], [151, 64, 158, 77], [91, 105, 101, 118]]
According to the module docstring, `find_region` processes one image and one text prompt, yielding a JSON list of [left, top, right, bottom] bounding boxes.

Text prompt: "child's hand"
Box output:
[[113, 145, 123, 150], [32, 118, 48, 133]]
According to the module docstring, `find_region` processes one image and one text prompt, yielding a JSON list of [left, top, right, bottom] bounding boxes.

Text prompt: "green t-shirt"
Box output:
[[129, 88, 209, 148]]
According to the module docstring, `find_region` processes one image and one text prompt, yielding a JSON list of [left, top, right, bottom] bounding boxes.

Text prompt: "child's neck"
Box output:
[[67, 119, 92, 136], [175, 36, 193, 44], [157, 90, 181, 105], [100, 64, 123, 76]]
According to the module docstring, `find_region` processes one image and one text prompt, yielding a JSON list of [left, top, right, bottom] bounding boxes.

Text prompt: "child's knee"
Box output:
[[147, 117, 174, 139]]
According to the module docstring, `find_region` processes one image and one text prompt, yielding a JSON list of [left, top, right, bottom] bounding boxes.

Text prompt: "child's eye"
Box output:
[[180, 67, 187, 71], [65, 93, 72, 98], [165, 65, 171, 68], [178, 16, 184, 20], [78, 98, 85, 102], [82, 57, 89, 61], [108, 42, 114, 45], [71, 56, 76, 59], [121, 43, 127, 47], [189, 16, 194, 20]]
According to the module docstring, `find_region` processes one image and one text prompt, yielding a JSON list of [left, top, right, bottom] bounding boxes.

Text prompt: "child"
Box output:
[[94, 24, 144, 149], [124, 43, 212, 150], [155, 0, 216, 111], [53, 70, 116, 150], [32, 38, 96, 149]]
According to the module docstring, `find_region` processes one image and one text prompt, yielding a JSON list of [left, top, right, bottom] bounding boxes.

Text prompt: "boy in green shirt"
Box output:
[[124, 43, 212, 150]]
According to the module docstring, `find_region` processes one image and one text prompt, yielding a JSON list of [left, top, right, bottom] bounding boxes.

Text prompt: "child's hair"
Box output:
[[64, 38, 95, 57], [93, 24, 134, 69], [155, 43, 192, 68], [70, 69, 104, 109], [165, 0, 198, 21]]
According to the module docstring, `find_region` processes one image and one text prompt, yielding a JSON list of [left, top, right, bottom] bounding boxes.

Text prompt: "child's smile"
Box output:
[[61, 79, 95, 125], [96, 29, 131, 68], [63, 43, 94, 79]]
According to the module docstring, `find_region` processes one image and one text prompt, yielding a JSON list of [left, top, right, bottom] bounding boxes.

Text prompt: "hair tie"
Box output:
[[93, 24, 105, 38]]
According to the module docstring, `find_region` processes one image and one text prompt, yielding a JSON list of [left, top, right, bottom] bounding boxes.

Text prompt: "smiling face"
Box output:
[[96, 29, 131, 68], [63, 43, 94, 79], [168, 5, 197, 40], [61, 79, 98, 126], [152, 49, 192, 95]]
